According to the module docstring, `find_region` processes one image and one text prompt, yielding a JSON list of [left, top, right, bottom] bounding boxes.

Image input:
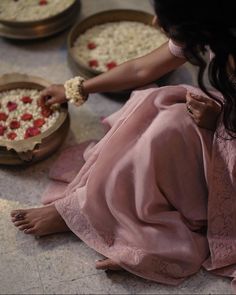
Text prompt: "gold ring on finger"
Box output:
[[186, 104, 193, 114]]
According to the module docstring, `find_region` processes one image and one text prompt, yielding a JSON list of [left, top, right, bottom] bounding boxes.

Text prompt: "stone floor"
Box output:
[[0, 0, 233, 294]]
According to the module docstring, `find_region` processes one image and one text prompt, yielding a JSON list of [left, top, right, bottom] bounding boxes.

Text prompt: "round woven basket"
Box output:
[[0, 73, 70, 166], [0, 0, 81, 40]]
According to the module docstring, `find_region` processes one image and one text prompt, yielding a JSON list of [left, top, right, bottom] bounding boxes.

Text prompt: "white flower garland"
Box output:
[[64, 76, 87, 106]]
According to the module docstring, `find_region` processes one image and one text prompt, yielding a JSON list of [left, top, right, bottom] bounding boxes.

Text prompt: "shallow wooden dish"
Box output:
[[0, 0, 80, 40], [0, 73, 70, 166], [68, 9, 161, 79]]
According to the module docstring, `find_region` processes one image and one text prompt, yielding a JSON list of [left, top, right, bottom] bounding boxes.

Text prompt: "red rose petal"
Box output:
[[41, 107, 52, 118], [87, 42, 97, 50], [7, 132, 17, 140], [106, 61, 117, 70], [0, 112, 8, 121], [10, 120, 20, 130], [21, 96, 33, 104], [33, 118, 45, 128], [89, 59, 99, 68], [39, 0, 47, 5], [21, 113, 33, 121], [24, 127, 41, 139], [0, 125, 7, 136], [37, 96, 48, 108], [7, 101, 17, 112]]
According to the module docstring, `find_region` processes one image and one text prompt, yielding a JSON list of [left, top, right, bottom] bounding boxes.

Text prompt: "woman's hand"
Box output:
[[40, 84, 67, 106], [186, 92, 222, 131]]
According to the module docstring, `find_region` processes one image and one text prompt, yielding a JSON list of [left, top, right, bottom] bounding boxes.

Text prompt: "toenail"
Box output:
[[15, 213, 25, 221]]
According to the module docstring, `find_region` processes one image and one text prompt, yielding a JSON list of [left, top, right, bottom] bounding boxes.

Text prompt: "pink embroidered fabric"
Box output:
[[48, 140, 97, 183], [41, 44, 236, 292]]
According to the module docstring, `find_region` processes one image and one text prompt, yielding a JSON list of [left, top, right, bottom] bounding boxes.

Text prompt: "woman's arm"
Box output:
[[83, 40, 186, 94], [42, 40, 186, 105]]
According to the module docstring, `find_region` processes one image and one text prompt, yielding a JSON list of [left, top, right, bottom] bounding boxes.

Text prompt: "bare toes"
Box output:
[[96, 258, 122, 271], [24, 227, 37, 235], [12, 216, 25, 223], [11, 210, 19, 217], [13, 220, 30, 227], [11, 205, 70, 237], [11, 210, 26, 217], [18, 224, 33, 231]]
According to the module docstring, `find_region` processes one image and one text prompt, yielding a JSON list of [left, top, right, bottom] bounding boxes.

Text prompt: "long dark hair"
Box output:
[[153, 0, 236, 137]]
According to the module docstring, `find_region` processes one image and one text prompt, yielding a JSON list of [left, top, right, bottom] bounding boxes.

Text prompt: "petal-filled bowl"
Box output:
[[68, 9, 168, 78], [0, 73, 70, 165], [0, 0, 81, 39]]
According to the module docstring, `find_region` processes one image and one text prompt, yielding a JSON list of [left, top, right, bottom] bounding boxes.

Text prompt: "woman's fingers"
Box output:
[[186, 92, 207, 114], [186, 100, 204, 116], [46, 97, 59, 106], [40, 88, 52, 100], [186, 92, 221, 115], [40, 84, 66, 105], [185, 91, 222, 130], [188, 98, 205, 111], [188, 92, 210, 103], [186, 92, 206, 104]]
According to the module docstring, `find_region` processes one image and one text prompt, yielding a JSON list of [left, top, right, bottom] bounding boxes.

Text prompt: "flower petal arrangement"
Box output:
[[0, 0, 75, 22], [0, 88, 59, 141], [72, 21, 167, 72]]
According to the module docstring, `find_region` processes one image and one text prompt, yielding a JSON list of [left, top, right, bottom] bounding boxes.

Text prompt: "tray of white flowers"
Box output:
[[0, 0, 80, 39], [68, 9, 168, 78]]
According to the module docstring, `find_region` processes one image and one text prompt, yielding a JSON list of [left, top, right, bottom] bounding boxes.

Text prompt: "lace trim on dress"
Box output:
[[55, 192, 189, 286], [206, 119, 236, 269]]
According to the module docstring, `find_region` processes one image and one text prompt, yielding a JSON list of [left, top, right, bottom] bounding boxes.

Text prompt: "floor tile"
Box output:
[[0, 251, 42, 294], [36, 235, 101, 287]]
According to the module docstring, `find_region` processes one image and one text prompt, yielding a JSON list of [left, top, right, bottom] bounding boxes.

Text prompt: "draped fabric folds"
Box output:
[[42, 85, 236, 291]]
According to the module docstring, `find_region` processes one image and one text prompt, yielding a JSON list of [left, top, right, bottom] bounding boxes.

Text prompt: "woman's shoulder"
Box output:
[[168, 39, 185, 58], [169, 39, 213, 60]]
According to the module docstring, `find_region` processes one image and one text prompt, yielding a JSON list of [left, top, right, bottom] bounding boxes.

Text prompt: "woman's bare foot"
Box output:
[[96, 258, 123, 271], [11, 205, 70, 236]]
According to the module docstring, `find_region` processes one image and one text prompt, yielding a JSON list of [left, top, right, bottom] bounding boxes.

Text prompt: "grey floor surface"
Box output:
[[0, 0, 232, 294]]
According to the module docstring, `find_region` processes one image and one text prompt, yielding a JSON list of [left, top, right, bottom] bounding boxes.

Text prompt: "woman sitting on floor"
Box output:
[[11, 0, 236, 290]]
